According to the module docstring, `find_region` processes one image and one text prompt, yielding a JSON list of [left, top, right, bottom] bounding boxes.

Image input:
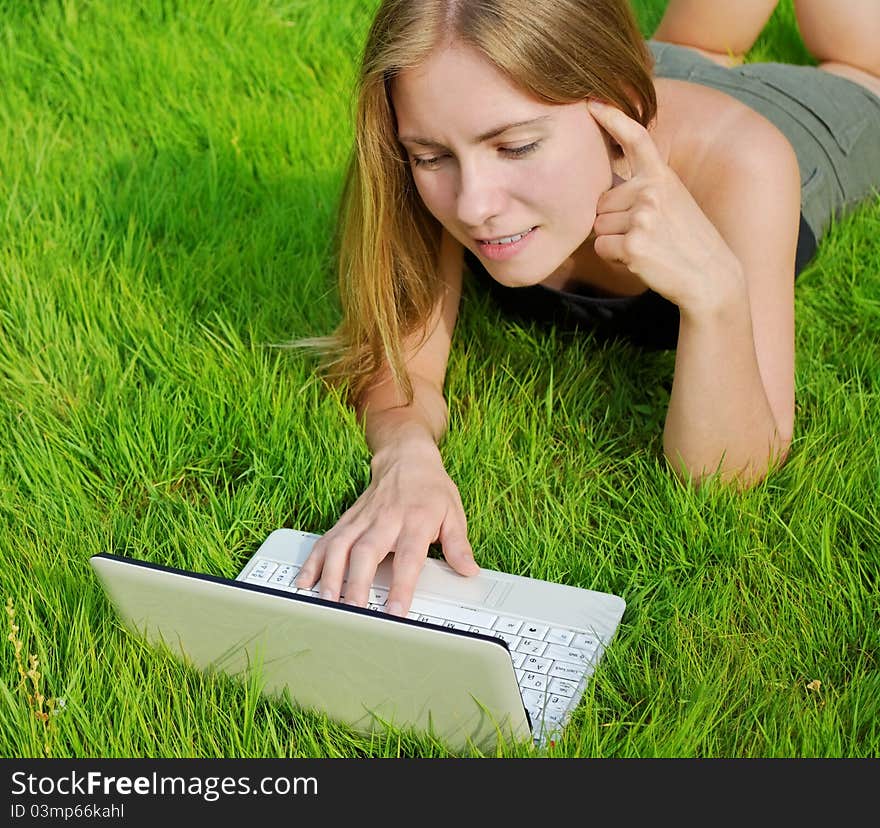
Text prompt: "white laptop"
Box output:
[[90, 528, 625, 752]]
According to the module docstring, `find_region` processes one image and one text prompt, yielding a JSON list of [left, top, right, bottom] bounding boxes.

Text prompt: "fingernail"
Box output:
[[320, 589, 334, 601], [387, 601, 404, 617]]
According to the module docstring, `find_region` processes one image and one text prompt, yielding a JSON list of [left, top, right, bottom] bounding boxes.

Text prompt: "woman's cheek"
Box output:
[[412, 173, 450, 221]]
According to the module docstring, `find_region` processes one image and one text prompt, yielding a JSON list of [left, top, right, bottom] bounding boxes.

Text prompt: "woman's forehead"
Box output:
[[391, 44, 554, 139], [392, 42, 521, 101]]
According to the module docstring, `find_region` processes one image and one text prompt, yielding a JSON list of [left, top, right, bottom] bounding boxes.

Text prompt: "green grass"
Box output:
[[1, 0, 878, 759]]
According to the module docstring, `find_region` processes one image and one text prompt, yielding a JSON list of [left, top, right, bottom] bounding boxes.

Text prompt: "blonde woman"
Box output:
[[296, 0, 880, 615]]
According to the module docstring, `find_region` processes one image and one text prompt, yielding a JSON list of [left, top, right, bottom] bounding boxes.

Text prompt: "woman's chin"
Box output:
[[484, 254, 583, 290], [477, 251, 564, 288], [481, 265, 553, 289]]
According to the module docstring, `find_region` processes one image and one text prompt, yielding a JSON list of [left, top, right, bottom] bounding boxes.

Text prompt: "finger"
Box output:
[[595, 176, 639, 214], [295, 497, 370, 588], [592, 209, 631, 238], [593, 233, 629, 266], [385, 531, 432, 616], [438, 511, 479, 577], [296, 525, 351, 588], [294, 538, 328, 589], [312, 532, 358, 601], [341, 550, 380, 608], [587, 100, 663, 175], [342, 526, 396, 606]]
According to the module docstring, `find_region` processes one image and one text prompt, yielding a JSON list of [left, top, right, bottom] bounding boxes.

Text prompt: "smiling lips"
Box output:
[[476, 226, 538, 261], [478, 226, 536, 245]]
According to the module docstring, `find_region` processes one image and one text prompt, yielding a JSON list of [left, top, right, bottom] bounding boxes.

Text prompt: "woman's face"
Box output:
[[391, 42, 615, 287]]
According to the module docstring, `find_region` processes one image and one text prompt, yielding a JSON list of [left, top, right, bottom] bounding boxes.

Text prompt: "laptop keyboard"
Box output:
[[243, 557, 603, 748]]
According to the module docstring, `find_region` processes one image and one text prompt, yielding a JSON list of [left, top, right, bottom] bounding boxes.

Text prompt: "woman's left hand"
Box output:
[[588, 101, 743, 312]]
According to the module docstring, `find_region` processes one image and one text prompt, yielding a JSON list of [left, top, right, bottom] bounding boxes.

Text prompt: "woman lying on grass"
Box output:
[[296, 0, 880, 614]]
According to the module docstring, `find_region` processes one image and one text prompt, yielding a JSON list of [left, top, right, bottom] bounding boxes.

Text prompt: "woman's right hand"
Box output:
[[294, 440, 479, 617]]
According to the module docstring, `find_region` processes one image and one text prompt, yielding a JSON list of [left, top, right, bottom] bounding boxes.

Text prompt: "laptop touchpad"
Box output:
[[373, 555, 495, 604]]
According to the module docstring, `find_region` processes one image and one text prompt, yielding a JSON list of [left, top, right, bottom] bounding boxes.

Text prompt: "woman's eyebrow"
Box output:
[[398, 115, 551, 147]]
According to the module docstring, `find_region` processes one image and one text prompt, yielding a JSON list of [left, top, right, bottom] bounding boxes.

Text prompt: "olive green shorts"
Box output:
[[648, 40, 880, 242]]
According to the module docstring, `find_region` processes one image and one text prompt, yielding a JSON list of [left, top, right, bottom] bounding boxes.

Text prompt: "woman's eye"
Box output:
[[502, 141, 539, 158], [411, 141, 539, 169], [411, 155, 445, 169]]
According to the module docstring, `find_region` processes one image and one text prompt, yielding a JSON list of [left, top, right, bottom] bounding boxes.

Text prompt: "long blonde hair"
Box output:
[[308, 0, 656, 405]]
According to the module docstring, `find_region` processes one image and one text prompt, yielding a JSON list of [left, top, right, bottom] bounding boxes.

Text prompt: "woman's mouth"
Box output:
[[476, 226, 537, 261]]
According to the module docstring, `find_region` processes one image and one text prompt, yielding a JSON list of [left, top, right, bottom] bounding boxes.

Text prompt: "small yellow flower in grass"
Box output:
[[27, 653, 41, 683], [806, 679, 821, 693], [5, 597, 59, 756], [6, 600, 26, 684]]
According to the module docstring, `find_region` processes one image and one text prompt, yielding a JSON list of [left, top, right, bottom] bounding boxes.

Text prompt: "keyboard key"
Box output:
[[408, 597, 497, 629], [572, 633, 600, 652], [545, 628, 575, 646], [442, 620, 470, 631], [520, 672, 548, 691], [522, 655, 552, 674], [368, 588, 388, 606], [269, 565, 299, 587], [520, 622, 550, 640], [510, 651, 526, 668], [544, 708, 567, 726], [517, 638, 548, 656], [544, 644, 593, 666], [521, 688, 548, 711], [549, 662, 585, 681], [548, 677, 579, 697], [494, 617, 523, 635], [245, 561, 278, 583], [545, 694, 570, 716]]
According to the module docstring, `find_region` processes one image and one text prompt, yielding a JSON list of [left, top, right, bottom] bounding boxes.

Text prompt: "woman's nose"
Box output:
[[455, 161, 507, 230]]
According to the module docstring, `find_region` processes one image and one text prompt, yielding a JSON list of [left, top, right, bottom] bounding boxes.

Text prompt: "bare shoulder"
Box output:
[[653, 77, 801, 214], [653, 78, 801, 283]]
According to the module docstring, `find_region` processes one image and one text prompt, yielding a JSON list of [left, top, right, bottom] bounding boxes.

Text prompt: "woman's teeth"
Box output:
[[484, 228, 533, 245]]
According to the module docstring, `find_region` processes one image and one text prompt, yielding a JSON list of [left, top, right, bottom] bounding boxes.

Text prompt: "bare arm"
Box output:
[[297, 229, 478, 614], [588, 100, 799, 488], [664, 118, 800, 486], [356, 228, 463, 458]]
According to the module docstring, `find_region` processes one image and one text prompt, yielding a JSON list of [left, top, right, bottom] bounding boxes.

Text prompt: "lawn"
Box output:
[[1, 0, 877, 758]]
